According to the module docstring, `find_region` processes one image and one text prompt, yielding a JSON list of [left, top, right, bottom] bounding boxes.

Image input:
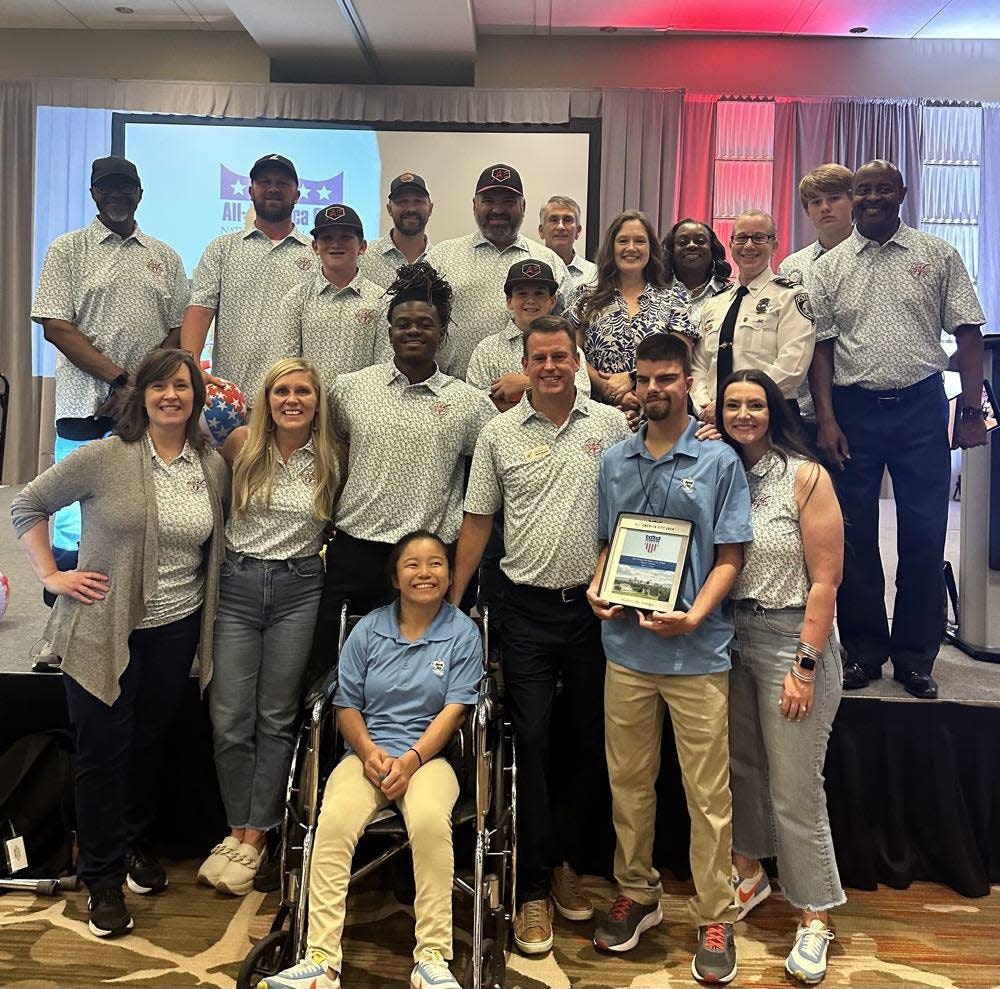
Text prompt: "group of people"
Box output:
[[12, 147, 987, 989]]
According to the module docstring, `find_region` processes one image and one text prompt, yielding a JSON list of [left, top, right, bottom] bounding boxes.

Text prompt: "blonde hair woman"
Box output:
[[200, 358, 340, 895]]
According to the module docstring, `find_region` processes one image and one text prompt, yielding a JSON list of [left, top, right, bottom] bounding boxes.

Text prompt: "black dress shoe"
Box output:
[[894, 670, 939, 699], [842, 662, 872, 690]]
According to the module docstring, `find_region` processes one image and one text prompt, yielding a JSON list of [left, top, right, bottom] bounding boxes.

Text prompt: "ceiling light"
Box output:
[[849, 26, 869, 34], [600, 26, 618, 33], [114, 6, 134, 13]]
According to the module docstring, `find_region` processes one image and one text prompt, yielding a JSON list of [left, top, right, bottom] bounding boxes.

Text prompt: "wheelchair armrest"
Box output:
[[305, 667, 339, 710]]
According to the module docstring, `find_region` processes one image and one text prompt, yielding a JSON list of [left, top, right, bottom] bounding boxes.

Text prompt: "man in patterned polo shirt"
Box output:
[[180, 154, 316, 401], [273, 204, 387, 399], [358, 172, 433, 288], [426, 164, 571, 378], [451, 319, 630, 956], [32, 154, 189, 591], [810, 159, 987, 699]]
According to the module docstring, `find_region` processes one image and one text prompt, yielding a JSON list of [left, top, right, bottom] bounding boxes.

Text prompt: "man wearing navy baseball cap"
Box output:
[[181, 153, 316, 400], [360, 171, 434, 289], [426, 164, 571, 379], [273, 203, 387, 398]]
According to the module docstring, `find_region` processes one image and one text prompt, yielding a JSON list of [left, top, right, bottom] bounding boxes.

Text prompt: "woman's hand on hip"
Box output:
[[779, 669, 814, 721], [42, 569, 110, 605]]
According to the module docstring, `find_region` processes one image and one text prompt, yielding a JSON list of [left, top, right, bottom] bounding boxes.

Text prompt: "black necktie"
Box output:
[[715, 285, 750, 398]]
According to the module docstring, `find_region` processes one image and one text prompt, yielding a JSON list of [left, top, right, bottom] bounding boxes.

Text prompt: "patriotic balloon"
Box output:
[[199, 379, 248, 447], [0, 571, 10, 622]]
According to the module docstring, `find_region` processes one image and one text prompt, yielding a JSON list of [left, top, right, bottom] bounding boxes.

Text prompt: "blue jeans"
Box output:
[[209, 550, 324, 831], [729, 603, 846, 913]]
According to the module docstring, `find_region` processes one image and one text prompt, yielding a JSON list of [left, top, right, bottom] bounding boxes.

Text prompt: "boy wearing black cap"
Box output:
[[359, 172, 433, 289], [274, 204, 387, 398], [426, 164, 570, 379], [467, 259, 591, 412], [181, 153, 316, 401]]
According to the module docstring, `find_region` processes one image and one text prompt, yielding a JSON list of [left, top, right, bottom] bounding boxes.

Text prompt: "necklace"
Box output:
[[635, 450, 682, 518]]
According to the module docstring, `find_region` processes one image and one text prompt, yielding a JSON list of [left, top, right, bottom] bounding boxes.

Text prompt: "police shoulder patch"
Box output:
[[794, 293, 814, 322]]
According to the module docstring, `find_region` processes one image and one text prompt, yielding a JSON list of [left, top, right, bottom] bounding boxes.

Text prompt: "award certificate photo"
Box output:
[[599, 513, 694, 612]]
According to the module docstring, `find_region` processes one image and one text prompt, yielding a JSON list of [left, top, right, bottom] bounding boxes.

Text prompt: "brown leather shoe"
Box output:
[[513, 898, 554, 955], [551, 863, 593, 921]]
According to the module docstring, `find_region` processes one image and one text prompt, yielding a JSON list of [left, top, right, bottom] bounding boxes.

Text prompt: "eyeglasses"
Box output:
[[731, 233, 775, 245]]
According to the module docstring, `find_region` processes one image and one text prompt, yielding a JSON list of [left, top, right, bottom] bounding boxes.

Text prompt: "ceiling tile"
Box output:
[[800, 0, 951, 38], [915, 0, 1000, 38]]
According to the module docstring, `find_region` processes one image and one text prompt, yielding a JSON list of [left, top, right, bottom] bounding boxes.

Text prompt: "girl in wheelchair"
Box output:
[[262, 529, 483, 989]]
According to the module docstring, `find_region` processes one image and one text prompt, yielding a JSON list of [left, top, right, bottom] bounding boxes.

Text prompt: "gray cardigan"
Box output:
[[11, 434, 230, 706]]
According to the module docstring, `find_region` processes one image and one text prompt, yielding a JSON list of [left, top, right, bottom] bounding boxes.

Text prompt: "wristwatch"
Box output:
[[111, 372, 129, 390], [959, 405, 985, 422], [794, 654, 817, 672]]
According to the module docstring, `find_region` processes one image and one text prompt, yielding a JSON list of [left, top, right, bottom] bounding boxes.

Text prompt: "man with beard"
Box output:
[[587, 332, 750, 984], [274, 204, 387, 399], [450, 318, 629, 957], [181, 154, 316, 400], [31, 155, 189, 590], [426, 164, 571, 378], [359, 172, 433, 288], [809, 159, 987, 699]]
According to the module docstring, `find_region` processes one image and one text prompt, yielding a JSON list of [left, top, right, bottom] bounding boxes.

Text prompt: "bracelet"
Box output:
[[797, 640, 823, 661], [790, 665, 817, 683], [407, 746, 424, 767]]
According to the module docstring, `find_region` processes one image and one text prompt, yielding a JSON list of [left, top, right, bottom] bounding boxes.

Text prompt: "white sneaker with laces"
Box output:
[[259, 948, 340, 989], [785, 919, 835, 984], [734, 864, 771, 921], [410, 947, 460, 989]]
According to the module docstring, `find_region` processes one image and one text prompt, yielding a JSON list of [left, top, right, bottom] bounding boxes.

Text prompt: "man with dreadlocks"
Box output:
[[310, 261, 496, 665]]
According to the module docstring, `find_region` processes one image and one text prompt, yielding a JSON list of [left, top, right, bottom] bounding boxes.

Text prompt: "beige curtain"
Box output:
[[0, 81, 38, 484]]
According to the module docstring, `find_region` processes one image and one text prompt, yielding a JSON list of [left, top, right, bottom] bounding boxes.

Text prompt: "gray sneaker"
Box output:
[[593, 895, 663, 953], [692, 922, 737, 984]]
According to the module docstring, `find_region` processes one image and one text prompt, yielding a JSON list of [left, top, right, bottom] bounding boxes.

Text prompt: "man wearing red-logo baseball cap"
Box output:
[[426, 164, 571, 379], [360, 172, 434, 289]]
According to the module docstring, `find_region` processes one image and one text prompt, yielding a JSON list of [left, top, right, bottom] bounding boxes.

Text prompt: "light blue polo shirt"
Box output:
[[333, 601, 483, 757], [598, 418, 753, 676]]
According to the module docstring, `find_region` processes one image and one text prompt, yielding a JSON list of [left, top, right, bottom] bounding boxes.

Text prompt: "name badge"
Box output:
[[525, 444, 551, 463]]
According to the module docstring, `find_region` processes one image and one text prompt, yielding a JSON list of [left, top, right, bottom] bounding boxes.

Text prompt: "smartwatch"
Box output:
[[795, 654, 817, 672], [111, 372, 129, 390]]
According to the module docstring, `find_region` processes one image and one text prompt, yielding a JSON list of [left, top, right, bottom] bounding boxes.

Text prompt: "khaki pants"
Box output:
[[604, 660, 737, 928], [307, 753, 459, 971]]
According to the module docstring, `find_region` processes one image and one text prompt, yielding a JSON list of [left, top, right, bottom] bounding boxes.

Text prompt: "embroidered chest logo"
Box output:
[[582, 438, 604, 456], [909, 262, 932, 278], [295, 256, 314, 271], [430, 401, 451, 418], [300, 467, 317, 486], [355, 308, 376, 325], [430, 659, 446, 677], [147, 259, 164, 275], [188, 477, 207, 494]]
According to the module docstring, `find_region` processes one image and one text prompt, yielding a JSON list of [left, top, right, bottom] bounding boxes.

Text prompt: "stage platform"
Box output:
[[2, 483, 999, 897]]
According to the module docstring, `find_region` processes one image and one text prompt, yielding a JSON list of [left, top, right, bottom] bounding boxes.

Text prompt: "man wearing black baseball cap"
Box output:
[[426, 163, 571, 379], [359, 171, 434, 289], [273, 203, 387, 398], [30, 154, 191, 932], [181, 153, 316, 400]]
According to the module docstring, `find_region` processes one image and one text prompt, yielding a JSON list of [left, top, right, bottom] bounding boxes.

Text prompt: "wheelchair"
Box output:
[[238, 603, 516, 989]]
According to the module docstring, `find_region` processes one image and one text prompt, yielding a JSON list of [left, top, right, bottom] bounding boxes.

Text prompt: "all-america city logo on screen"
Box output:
[[218, 165, 344, 233]]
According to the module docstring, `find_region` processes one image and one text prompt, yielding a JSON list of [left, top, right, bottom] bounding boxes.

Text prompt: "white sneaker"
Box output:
[[216, 841, 267, 896], [410, 948, 460, 989], [785, 919, 835, 984], [259, 949, 340, 989], [734, 864, 771, 921], [197, 835, 241, 888]]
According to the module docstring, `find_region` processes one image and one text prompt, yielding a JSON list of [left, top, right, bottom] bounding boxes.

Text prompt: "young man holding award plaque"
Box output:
[[587, 333, 753, 985]]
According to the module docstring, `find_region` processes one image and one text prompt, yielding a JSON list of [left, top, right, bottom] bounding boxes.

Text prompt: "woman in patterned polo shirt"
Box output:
[[717, 368, 845, 985], [570, 209, 698, 407], [199, 358, 341, 895], [11, 348, 229, 939]]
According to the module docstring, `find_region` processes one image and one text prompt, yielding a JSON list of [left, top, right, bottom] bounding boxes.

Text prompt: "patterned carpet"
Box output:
[[1, 863, 999, 989]]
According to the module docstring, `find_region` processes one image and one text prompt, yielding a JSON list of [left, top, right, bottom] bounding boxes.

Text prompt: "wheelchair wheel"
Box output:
[[463, 937, 505, 989], [236, 929, 292, 989]]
